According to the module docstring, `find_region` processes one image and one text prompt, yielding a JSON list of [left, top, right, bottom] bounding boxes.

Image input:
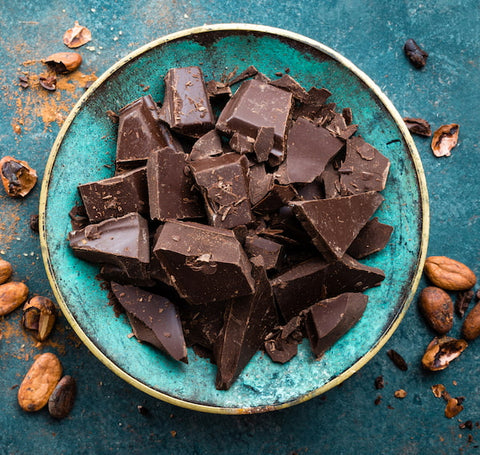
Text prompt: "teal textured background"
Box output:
[[0, 1, 478, 454]]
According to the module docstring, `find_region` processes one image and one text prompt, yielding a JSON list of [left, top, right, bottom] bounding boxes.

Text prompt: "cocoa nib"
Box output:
[[456, 290, 474, 318], [29, 214, 39, 233], [39, 73, 57, 91], [374, 375, 384, 389], [18, 75, 29, 89], [421, 336, 467, 371], [387, 349, 408, 371], [404, 39, 428, 68], [431, 124, 459, 157], [403, 117, 432, 137]]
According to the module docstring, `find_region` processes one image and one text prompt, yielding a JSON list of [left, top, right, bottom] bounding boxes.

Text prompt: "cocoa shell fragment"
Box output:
[[0, 156, 37, 197], [431, 124, 459, 157], [421, 336, 467, 371]]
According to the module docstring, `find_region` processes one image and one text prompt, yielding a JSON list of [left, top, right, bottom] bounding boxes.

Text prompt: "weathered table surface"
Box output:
[[0, 1, 479, 454]]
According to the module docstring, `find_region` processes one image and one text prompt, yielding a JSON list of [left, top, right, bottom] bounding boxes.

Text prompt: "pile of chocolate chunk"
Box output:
[[68, 65, 392, 390]]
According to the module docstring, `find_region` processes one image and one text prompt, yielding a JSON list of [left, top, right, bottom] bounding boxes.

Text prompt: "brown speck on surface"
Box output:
[[374, 395, 382, 405], [394, 389, 407, 399], [29, 214, 39, 233], [387, 349, 408, 371], [445, 397, 464, 418], [432, 384, 446, 398], [387, 404, 394, 410], [170, 430, 177, 438], [374, 375, 384, 389], [106, 110, 119, 123], [459, 420, 473, 430], [63, 21, 92, 48]]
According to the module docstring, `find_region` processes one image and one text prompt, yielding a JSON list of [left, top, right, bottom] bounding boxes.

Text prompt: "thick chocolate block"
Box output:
[[215, 256, 277, 390], [189, 153, 253, 229], [189, 130, 224, 161], [159, 66, 215, 138], [291, 191, 384, 261], [216, 79, 293, 165], [69, 212, 149, 281], [339, 136, 390, 194], [153, 220, 255, 305], [116, 95, 181, 169], [244, 235, 283, 271], [304, 293, 368, 359], [111, 282, 188, 363], [78, 167, 148, 223], [271, 255, 384, 320], [276, 117, 343, 185], [347, 217, 393, 259], [147, 147, 203, 221], [229, 133, 254, 154]]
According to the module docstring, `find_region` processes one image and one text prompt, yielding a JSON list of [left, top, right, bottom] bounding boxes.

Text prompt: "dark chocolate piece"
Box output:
[[180, 300, 227, 350], [78, 167, 148, 223], [189, 153, 253, 229], [111, 282, 188, 363], [215, 256, 277, 390], [291, 191, 384, 260], [271, 255, 384, 320], [159, 66, 215, 138], [276, 117, 343, 184], [68, 204, 89, 230], [226, 65, 258, 86], [297, 180, 324, 200], [269, 74, 308, 101], [403, 117, 432, 137], [244, 235, 284, 271], [293, 87, 332, 119], [100, 263, 156, 288], [253, 126, 275, 162], [189, 130, 224, 161], [147, 147, 203, 221], [206, 80, 232, 101], [342, 107, 353, 125], [153, 220, 255, 305], [347, 217, 393, 259], [304, 293, 368, 359], [320, 163, 344, 199], [404, 39, 428, 68], [264, 316, 303, 364], [248, 164, 274, 206], [69, 212, 150, 281], [339, 136, 390, 194], [229, 133, 254, 154], [116, 95, 180, 169], [216, 79, 293, 165], [325, 112, 358, 140], [252, 184, 297, 214]]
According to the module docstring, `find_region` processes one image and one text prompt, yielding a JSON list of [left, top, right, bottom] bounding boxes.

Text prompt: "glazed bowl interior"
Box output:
[[40, 24, 429, 414]]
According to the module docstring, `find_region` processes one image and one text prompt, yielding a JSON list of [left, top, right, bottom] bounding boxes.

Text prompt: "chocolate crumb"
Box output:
[[387, 349, 408, 371], [387, 405, 394, 410], [29, 214, 39, 233], [374, 375, 384, 389], [374, 395, 382, 405], [137, 405, 150, 416], [394, 389, 407, 399], [456, 290, 474, 318], [459, 420, 473, 430]]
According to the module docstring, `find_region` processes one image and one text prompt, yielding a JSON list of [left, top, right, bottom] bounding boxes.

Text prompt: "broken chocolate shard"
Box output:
[[264, 315, 303, 364], [269, 74, 308, 101], [347, 217, 393, 259], [147, 147, 203, 221], [229, 132, 254, 154], [339, 136, 390, 194], [304, 293, 368, 359], [325, 112, 358, 140], [159, 66, 215, 138], [111, 282, 188, 363], [271, 255, 384, 320], [189, 130, 224, 161], [248, 164, 274, 206], [153, 220, 255, 305], [214, 256, 277, 390], [68, 204, 89, 230], [253, 126, 275, 162], [244, 235, 284, 271], [291, 191, 384, 261], [342, 107, 353, 125], [78, 167, 148, 223], [216, 79, 293, 165], [226, 65, 258, 86], [276, 117, 343, 185], [252, 184, 297, 214], [116, 95, 181, 169], [69, 212, 150, 281], [180, 300, 227, 350], [189, 153, 253, 229], [297, 180, 324, 201], [293, 87, 332, 119], [206, 79, 232, 101]]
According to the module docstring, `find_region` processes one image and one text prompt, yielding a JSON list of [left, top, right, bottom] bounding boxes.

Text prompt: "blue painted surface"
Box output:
[[0, 1, 479, 454]]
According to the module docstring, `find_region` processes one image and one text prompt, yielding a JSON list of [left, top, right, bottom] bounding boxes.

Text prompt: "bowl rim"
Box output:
[[39, 23, 429, 415]]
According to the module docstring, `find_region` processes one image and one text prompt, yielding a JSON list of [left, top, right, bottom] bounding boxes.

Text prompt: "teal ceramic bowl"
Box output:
[[40, 24, 429, 414]]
